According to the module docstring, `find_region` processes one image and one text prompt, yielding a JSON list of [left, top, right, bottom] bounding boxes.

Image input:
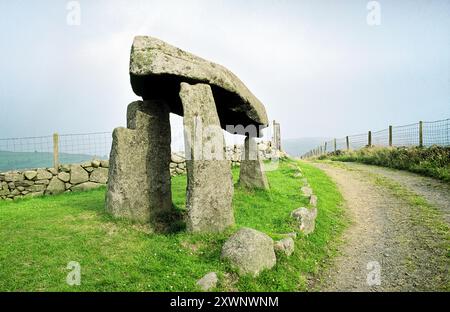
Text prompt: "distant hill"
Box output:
[[282, 137, 330, 158], [0, 150, 106, 172]]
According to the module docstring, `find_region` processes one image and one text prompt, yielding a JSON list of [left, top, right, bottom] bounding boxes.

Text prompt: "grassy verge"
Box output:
[[319, 146, 450, 182], [0, 158, 346, 291]]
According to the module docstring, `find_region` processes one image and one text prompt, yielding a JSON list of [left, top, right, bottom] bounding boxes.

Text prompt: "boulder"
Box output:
[[70, 165, 89, 185], [221, 228, 276, 276], [30, 184, 46, 192], [35, 179, 50, 185], [196, 272, 218, 291], [291, 207, 318, 235], [309, 195, 318, 207], [48, 167, 58, 175], [100, 160, 109, 168], [5, 172, 23, 182], [71, 182, 102, 192], [36, 169, 52, 180], [90, 167, 108, 184], [57, 172, 71, 183], [274, 237, 295, 256], [301, 186, 313, 197], [59, 164, 71, 173], [91, 160, 101, 168], [129, 36, 268, 134], [46, 177, 66, 195], [180, 83, 234, 233], [24, 171, 37, 180]]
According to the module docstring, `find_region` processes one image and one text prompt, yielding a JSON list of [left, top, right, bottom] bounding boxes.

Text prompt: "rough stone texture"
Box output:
[[309, 194, 318, 207], [129, 36, 268, 134], [46, 177, 66, 195], [106, 100, 173, 224], [48, 167, 58, 175], [196, 272, 218, 291], [70, 165, 89, 185], [274, 237, 295, 256], [36, 169, 52, 180], [90, 168, 108, 184], [71, 182, 101, 192], [239, 136, 269, 190], [221, 228, 276, 276], [57, 172, 70, 183], [301, 186, 313, 197], [24, 171, 37, 180], [5, 172, 24, 182], [91, 160, 101, 168], [100, 160, 109, 168], [291, 207, 318, 235], [180, 82, 234, 233]]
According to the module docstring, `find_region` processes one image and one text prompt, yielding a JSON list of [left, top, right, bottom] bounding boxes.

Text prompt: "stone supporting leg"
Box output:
[[106, 100, 173, 224], [239, 136, 269, 190], [179, 82, 234, 233]]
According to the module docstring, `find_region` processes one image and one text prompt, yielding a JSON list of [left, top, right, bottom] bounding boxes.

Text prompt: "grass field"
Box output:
[[0, 158, 346, 291]]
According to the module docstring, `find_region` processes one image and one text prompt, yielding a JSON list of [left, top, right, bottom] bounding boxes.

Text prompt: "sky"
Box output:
[[0, 0, 449, 146]]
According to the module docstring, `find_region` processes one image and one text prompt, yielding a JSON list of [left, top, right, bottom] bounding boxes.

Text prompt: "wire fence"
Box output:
[[0, 120, 279, 172], [0, 132, 112, 172], [302, 118, 450, 158]]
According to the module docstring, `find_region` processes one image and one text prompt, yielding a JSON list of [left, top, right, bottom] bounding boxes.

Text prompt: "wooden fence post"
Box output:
[[368, 131, 372, 147], [346, 136, 350, 151], [389, 125, 393, 147], [53, 133, 59, 170], [419, 121, 423, 147]]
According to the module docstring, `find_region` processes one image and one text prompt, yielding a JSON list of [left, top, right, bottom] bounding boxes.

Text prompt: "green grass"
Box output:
[[0, 159, 346, 291], [319, 146, 450, 182]]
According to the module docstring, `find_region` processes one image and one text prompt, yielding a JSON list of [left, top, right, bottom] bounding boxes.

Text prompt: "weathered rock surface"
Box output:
[[180, 82, 234, 233], [24, 171, 37, 180], [57, 172, 70, 183], [309, 194, 318, 207], [221, 228, 276, 276], [70, 165, 89, 185], [129, 36, 268, 133], [301, 186, 313, 197], [71, 182, 101, 192], [36, 169, 52, 180], [274, 237, 295, 256], [291, 207, 318, 235], [196, 272, 218, 291], [239, 136, 269, 190], [106, 100, 173, 224], [46, 177, 66, 195], [90, 168, 108, 184]]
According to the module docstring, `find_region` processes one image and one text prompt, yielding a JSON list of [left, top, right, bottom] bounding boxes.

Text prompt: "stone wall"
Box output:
[[0, 141, 286, 201]]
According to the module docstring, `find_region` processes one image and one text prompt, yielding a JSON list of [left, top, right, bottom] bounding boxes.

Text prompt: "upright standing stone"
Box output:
[[239, 136, 269, 190], [179, 82, 234, 233], [106, 100, 173, 224]]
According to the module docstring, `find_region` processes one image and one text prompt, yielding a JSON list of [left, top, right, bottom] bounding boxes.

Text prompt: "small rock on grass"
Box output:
[[196, 272, 218, 291], [274, 237, 295, 256]]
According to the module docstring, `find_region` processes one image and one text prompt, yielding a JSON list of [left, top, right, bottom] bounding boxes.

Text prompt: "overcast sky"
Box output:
[[0, 0, 449, 145]]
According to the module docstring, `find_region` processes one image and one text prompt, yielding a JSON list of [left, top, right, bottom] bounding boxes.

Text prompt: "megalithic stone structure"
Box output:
[[239, 136, 269, 190], [180, 82, 234, 232], [106, 35, 269, 233], [106, 100, 173, 224]]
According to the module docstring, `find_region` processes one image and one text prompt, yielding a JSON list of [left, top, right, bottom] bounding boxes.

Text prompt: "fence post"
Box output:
[[389, 125, 393, 147], [419, 121, 423, 147], [53, 132, 59, 169], [368, 131, 372, 147], [346, 136, 349, 151], [324, 142, 327, 154], [334, 138, 337, 152]]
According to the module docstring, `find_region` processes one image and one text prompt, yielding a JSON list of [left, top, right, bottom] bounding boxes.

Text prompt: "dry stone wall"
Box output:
[[0, 142, 285, 201]]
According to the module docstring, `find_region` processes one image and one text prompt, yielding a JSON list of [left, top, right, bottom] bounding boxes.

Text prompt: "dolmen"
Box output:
[[106, 36, 270, 233]]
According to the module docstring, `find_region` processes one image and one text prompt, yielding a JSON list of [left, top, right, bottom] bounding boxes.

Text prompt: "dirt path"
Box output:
[[313, 162, 449, 292]]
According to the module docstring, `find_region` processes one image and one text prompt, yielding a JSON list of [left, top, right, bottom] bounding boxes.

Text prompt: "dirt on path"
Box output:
[[312, 162, 449, 292]]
